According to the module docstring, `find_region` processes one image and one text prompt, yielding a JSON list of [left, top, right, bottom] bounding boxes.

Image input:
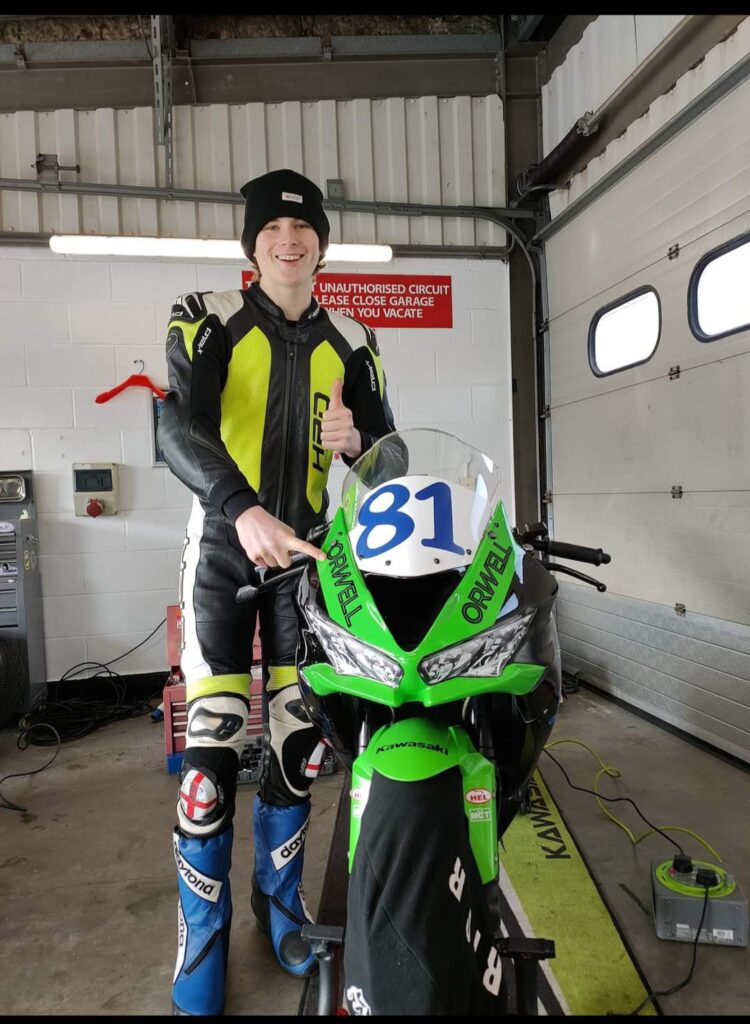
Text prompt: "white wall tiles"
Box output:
[[0, 251, 512, 679]]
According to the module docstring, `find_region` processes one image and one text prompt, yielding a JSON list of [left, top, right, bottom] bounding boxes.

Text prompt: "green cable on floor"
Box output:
[[544, 737, 723, 863]]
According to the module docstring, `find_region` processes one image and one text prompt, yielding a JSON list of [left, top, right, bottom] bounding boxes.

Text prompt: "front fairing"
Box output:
[[293, 429, 560, 768], [302, 501, 548, 702]]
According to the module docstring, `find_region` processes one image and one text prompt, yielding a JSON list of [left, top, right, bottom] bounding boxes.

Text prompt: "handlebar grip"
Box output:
[[543, 540, 611, 566], [236, 583, 260, 604]]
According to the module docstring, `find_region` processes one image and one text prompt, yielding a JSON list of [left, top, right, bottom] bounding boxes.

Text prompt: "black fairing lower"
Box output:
[[294, 551, 561, 835], [466, 556, 562, 837]]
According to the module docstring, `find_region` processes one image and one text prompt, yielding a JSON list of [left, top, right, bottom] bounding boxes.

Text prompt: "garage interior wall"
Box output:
[[543, 28, 750, 762], [0, 96, 513, 683], [544, 16, 750, 219], [0, 95, 505, 245], [541, 13, 686, 157]]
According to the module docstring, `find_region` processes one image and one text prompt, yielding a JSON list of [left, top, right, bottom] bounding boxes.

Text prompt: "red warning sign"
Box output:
[[315, 274, 452, 328], [242, 271, 452, 328]]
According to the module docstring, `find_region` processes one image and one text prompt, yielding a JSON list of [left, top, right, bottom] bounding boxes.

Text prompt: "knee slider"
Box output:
[[265, 689, 320, 803], [186, 694, 248, 758], [268, 689, 314, 736], [177, 746, 240, 838]]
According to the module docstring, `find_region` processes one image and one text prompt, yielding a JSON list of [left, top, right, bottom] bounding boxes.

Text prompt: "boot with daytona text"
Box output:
[[172, 826, 233, 1015], [251, 796, 317, 978]]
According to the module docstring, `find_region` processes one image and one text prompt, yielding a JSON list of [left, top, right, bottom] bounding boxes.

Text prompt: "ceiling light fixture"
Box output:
[[49, 235, 393, 262]]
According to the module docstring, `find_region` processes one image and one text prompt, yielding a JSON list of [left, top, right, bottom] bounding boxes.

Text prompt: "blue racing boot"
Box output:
[[251, 796, 316, 977], [172, 826, 233, 1016]]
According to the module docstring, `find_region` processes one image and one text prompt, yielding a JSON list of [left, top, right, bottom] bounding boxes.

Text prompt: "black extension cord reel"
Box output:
[[0, 638, 24, 730]]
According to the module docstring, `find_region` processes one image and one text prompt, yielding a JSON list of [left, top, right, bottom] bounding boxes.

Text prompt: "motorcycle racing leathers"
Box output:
[[158, 282, 395, 1013]]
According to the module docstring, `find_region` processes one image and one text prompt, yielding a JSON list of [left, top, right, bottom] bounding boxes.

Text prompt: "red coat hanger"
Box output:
[[95, 360, 166, 404]]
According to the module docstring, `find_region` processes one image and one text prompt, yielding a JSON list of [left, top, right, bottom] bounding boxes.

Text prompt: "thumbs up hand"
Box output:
[[321, 378, 362, 459]]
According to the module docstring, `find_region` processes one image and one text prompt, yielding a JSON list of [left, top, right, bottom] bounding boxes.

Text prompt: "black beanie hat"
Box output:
[[239, 169, 330, 260]]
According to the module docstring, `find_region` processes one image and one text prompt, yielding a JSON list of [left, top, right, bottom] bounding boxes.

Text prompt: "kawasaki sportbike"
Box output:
[[238, 428, 610, 1015]]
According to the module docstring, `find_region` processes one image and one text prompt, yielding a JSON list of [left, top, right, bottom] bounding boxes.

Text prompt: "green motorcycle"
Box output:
[[240, 428, 610, 1015]]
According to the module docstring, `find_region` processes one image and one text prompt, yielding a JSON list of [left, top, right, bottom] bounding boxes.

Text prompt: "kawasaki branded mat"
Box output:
[[499, 770, 655, 1016]]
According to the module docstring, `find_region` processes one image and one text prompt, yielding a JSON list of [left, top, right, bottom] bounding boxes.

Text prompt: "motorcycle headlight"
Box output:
[[418, 609, 536, 684], [304, 599, 403, 688]]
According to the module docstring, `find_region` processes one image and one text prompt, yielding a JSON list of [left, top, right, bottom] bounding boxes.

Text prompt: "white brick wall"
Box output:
[[0, 249, 511, 680], [0, 429, 32, 468]]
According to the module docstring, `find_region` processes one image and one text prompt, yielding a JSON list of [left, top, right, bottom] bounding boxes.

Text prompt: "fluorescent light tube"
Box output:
[[327, 243, 393, 262], [50, 236, 242, 259], [49, 235, 393, 262]]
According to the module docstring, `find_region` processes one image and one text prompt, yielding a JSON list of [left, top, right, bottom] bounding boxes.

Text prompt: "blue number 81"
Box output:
[[355, 484, 414, 558]]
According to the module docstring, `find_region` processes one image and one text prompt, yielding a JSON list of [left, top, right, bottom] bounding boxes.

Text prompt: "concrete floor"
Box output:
[[0, 686, 747, 1015]]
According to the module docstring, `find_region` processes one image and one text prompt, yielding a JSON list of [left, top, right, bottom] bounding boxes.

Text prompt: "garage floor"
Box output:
[[0, 685, 747, 1016]]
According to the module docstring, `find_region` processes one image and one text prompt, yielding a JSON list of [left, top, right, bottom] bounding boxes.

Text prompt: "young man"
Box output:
[[158, 169, 396, 1016]]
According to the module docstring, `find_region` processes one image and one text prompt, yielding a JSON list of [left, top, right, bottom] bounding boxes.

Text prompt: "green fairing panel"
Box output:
[[349, 719, 499, 883], [359, 718, 467, 782], [303, 661, 544, 706], [308, 503, 544, 707]]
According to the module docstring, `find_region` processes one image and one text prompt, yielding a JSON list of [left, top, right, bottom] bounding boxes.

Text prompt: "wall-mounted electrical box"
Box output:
[[72, 462, 120, 517]]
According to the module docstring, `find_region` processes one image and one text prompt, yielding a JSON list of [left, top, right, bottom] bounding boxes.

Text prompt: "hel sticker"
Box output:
[[282, 191, 304, 203], [466, 788, 492, 805], [350, 780, 371, 819]]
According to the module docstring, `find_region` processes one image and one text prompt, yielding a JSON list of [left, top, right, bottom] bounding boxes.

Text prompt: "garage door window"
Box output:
[[689, 232, 750, 342], [588, 286, 661, 376]]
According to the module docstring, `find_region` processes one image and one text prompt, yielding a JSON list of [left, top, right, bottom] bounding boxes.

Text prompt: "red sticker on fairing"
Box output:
[[465, 788, 492, 805]]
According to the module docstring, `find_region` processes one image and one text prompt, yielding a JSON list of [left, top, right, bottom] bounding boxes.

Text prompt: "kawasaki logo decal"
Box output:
[[375, 741, 448, 755], [527, 779, 570, 860]]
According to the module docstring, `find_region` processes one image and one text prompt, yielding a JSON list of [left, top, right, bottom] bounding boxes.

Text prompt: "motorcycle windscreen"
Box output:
[[341, 429, 503, 580]]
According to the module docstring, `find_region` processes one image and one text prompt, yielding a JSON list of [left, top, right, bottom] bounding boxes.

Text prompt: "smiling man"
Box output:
[[157, 169, 396, 1016]]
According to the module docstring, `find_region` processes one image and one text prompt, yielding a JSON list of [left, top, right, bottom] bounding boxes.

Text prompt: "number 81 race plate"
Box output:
[[348, 475, 488, 578]]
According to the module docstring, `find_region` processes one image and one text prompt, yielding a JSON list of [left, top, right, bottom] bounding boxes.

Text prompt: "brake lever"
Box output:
[[546, 562, 606, 592], [236, 553, 312, 604]]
